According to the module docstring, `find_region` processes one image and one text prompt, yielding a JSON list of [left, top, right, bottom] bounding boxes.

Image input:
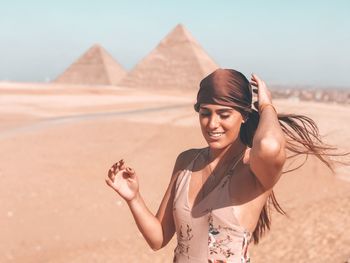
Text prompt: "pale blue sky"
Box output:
[[0, 0, 349, 87]]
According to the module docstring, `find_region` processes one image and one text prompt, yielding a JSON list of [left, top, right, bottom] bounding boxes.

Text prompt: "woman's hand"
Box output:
[[105, 159, 139, 202], [250, 73, 272, 109]]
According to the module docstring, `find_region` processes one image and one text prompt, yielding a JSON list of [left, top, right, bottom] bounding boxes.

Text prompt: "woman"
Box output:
[[105, 68, 338, 262]]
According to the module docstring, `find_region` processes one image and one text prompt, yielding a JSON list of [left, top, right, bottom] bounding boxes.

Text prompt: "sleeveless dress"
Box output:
[[172, 150, 252, 263]]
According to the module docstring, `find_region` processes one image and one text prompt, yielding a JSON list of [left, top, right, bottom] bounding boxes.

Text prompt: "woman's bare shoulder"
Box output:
[[242, 147, 251, 165], [174, 148, 206, 171]]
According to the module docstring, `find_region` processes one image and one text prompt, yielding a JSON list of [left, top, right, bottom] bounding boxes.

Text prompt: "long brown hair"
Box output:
[[195, 68, 347, 244], [240, 110, 346, 244]]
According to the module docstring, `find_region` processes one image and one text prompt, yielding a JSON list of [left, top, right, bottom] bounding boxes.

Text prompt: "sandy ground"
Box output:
[[1, 82, 349, 263]]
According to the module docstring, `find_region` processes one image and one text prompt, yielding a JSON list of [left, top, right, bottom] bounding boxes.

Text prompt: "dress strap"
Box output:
[[192, 148, 204, 166], [228, 152, 245, 173], [185, 148, 204, 172], [174, 149, 204, 194]]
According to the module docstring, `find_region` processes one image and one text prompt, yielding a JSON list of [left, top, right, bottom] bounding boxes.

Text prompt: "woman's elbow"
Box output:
[[146, 234, 165, 251], [149, 241, 164, 251], [256, 137, 285, 157]]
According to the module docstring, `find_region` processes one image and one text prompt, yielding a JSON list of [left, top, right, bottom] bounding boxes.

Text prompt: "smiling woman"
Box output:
[[105, 68, 343, 262], [198, 105, 243, 148]]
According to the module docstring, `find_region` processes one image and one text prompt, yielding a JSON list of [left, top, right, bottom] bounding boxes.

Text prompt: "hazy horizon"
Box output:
[[1, 0, 349, 88]]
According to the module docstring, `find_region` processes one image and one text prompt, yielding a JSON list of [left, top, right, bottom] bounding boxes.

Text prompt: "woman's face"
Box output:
[[199, 104, 243, 149]]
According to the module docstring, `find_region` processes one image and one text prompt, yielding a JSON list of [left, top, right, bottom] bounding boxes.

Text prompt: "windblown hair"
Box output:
[[195, 68, 346, 244]]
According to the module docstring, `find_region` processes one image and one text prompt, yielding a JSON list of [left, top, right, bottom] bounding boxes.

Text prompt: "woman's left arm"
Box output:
[[249, 73, 286, 190]]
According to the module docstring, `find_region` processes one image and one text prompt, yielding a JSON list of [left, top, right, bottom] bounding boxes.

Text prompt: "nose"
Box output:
[[208, 114, 220, 130]]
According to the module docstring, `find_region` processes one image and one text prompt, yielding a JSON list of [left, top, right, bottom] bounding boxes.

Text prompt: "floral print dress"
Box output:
[[173, 151, 252, 263]]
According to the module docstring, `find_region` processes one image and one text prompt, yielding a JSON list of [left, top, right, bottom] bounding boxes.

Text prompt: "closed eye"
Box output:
[[199, 111, 210, 117], [199, 113, 231, 120]]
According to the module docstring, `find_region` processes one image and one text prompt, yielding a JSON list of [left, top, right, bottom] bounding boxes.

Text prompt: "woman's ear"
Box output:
[[241, 114, 248, 124]]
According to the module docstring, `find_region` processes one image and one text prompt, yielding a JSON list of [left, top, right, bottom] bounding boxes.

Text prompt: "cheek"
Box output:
[[199, 116, 208, 128], [199, 120, 208, 137], [223, 118, 242, 135]]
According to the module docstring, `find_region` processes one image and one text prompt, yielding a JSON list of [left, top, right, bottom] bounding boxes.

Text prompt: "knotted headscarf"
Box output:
[[194, 68, 253, 114]]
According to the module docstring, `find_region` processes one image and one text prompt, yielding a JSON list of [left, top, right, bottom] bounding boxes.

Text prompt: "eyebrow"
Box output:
[[199, 106, 234, 113]]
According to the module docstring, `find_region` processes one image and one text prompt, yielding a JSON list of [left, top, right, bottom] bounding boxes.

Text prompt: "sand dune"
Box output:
[[1, 83, 349, 263]]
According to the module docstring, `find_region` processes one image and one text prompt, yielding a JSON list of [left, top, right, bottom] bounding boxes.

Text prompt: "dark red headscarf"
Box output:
[[194, 68, 253, 114]]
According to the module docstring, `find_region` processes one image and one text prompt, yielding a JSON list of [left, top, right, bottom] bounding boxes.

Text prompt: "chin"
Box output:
[[207, 140, 230, 150]]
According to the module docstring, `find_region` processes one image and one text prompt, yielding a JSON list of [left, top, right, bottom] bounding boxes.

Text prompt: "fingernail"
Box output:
[[126, 167, 134, 173]]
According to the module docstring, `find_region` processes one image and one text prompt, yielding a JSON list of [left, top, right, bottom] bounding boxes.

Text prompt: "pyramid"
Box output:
[[119, 24, 219, 90], [54, 44, 126, 85]]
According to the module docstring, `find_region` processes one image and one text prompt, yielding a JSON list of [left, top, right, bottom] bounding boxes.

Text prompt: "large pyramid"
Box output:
[[119, 24, 219, 90], [54, 44, 126, 85]]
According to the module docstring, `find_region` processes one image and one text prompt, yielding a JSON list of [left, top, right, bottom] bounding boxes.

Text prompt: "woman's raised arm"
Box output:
[[249, 74, 286, 190]]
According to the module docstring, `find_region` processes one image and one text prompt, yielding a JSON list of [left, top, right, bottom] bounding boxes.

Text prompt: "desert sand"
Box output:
[[1, 82, 350, 263]]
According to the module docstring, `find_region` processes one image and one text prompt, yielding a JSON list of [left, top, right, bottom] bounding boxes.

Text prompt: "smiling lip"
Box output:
[[207, 131, 225, 140]]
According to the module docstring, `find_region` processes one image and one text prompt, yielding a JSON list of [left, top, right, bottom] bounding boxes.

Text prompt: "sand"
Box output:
[[1, 82, 349, 263]]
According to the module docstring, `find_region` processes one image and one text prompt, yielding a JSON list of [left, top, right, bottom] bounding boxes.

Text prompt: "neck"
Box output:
[[208, 139, 246, 165]]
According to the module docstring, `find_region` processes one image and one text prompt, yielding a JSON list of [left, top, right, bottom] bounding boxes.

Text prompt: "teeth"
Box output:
[[208, 132, 224, 137]]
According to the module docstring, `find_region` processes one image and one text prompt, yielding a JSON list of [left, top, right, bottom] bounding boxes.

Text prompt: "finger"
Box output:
[[251, 73, 263, 87], [126, 167, 135, 173], [114, 159, 124, 172], [110, 163, 119, 174], [250, 81, 258, 87], [108, 168, 116, 181], [122, 171, 131, 179], [120, 167, 133, 179], [110, 166, 117, 174], [251, 73, 260, 80], [110, 163, 116, 172], [111, 161, 120, 172], [105, 177, 117, 190], [116, 160, 122, 169], [250, 74, 257, 82], [125, 167, 136, 179]]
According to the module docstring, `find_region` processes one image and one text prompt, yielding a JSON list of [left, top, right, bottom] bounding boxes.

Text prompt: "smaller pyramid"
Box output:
[[119, 24, 219, 90], [54, 44, 126, 85]]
